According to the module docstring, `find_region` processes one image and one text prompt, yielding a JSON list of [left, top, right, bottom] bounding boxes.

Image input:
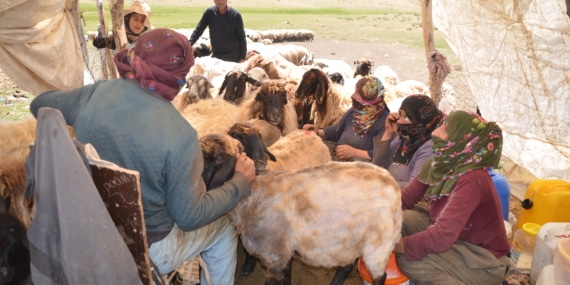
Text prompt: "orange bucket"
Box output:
[[358, 253, 410, 285]]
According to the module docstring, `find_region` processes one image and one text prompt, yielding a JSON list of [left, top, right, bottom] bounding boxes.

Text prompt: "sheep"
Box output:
[[240, 54, 281, 79], [354, 58, 374, 78], [372, 65, 400, 89], [180, 98, 242, 137], [0, 159, 34, 231], [0, 117, 36, 161], [266, 129, 331, 171], [238, 80, 299, 136], [327, 72, 344, 86], [0, 212, 30, 285], [219, 70, 261, 105], [295, 68, 349, 129], [248, 119, 282, 148], [226, 122, 277, 176], [298, 52, 314, 66], [199, 135, 402, 285], [171, 75, 214, 111]]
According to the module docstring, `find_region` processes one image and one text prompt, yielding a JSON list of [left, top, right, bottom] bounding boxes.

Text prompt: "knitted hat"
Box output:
[[124, 0, 152, 29], [352, 76, 385, 105]]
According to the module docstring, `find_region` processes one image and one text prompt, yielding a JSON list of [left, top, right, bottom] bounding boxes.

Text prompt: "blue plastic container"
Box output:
[[489, 170, 511, 220]]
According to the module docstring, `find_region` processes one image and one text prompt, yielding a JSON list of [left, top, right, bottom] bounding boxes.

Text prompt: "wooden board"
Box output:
[[89, 162, 152, 285]]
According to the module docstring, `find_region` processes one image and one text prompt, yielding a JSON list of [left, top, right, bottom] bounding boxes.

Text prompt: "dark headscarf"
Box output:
[[417, 110, 503, 201], [351, 76, 386, 137], [114, 28, 194, 101], [393, 94, 444, 165]]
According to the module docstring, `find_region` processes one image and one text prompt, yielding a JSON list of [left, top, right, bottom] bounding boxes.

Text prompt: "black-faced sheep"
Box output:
[[327, 72, 344, 86], [354, 58, 374, 78], [0, 212, 30, 285], [295, 68, 348, 129], [226, 122, 276, 175], [172, 75, 214, 111], [239, 80, 299, 136], [219, 70, 261, 105], [200, 134, 402, 285]]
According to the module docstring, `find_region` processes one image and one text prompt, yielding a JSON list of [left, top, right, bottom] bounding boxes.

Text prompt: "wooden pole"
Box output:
[[421, 0, 442, 106], [96, 0, 117, 79], [110, 0, 128, 51]]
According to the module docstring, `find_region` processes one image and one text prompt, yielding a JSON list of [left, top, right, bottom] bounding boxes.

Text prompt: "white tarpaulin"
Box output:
[[433, 0, 570, 181], [0, 0, 84, 95]]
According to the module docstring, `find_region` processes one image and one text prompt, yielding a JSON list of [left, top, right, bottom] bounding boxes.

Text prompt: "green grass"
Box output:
[[80, 4, 450, 50]]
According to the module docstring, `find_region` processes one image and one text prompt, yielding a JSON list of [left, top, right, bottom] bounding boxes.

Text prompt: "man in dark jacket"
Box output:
[[189, 0, 247, 63]]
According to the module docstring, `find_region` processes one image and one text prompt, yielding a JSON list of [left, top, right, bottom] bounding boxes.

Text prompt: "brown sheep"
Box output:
[[0, 158, 34, 230], [239, 80, 299, 136], [295, 68, 347, 129]]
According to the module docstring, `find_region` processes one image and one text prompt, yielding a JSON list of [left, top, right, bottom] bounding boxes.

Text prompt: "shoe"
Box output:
[[240, 255, 256, 276]]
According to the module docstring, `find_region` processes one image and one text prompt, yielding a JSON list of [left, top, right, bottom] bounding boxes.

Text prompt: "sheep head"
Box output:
[[220, 70, 259, 105], [0, 212, 29, 285], [186, 75, 213, 104], [327, 72, 344, 86], [354, 58, 374, 78], [255, 80, 289, 128], [199, 134, 243, 190], [227, 122, 276, 175]]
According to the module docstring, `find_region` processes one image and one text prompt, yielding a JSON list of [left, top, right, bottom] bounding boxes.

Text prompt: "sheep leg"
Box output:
[[264, 259, 292, 285], [240, 251, 257, 276], [329, 261, 355, 285], [372, 272, 387, 285]]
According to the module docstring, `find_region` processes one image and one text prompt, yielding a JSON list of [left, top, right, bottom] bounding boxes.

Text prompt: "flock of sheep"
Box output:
[[0, 28, 457, 285]]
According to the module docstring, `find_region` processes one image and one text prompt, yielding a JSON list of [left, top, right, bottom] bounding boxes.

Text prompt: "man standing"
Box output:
[[189, 0, 247, 63]]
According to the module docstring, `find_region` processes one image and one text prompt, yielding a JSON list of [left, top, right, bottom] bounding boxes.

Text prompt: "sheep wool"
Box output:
[[227, 161, 402, 282]]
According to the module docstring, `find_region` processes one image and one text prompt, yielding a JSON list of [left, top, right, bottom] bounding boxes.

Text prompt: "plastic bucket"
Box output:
[[530, 222, 570, 285], [488, 170, 510, 220], [358, 253, 410, 285]]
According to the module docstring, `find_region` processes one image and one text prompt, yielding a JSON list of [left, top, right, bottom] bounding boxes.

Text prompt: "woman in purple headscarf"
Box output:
[[30, 28, 256, 285]]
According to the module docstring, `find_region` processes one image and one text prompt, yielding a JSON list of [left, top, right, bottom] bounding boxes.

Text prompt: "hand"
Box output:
[[335, 144, 356, 160], [234, 152, 256, 184], [382, 112, 399, 140], [302, 124, 317, 131]]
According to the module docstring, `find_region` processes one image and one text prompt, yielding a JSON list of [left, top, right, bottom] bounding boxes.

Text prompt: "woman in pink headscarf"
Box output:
[[31, 28, 256, 285]]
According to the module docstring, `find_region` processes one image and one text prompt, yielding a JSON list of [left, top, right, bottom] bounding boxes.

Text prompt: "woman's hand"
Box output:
[[382, 112, 399, 141], [335, 144, 357, 160]]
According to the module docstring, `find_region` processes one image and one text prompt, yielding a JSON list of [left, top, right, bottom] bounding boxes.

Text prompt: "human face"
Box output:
[[128, 13, 146, 34], [431, 120, 448, 140], [214, 0, 228, 13], [396, 110, 412, 125]]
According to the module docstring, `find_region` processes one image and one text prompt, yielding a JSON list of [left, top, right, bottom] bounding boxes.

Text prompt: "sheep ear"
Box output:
[[316, 74, 329, 104], [265, 150, 277, 162]]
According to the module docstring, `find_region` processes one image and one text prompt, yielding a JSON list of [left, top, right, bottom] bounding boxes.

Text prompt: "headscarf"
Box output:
[[417, 110, 503, 201], [114, 28, 194, 101], [351, 76, 386, 137], [393, 94, 444, 165], [124, 1, 152, 42]]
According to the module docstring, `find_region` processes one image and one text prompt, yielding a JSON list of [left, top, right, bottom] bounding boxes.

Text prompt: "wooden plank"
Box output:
[[89, 161, 152, 285]]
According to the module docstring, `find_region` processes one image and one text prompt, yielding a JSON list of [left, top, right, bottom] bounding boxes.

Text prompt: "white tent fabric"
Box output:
[[433, 0, 570, 181], [0, 0, 84, 95]]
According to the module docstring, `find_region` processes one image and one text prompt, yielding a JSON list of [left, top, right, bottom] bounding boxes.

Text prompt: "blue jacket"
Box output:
[[30, 79, 250, 243]]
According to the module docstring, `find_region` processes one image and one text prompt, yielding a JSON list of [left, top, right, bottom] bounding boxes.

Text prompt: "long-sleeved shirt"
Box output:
[[372, 136, 433, 189], [322, 108, 389, 160], [189, 6, 247, 62], [30, 79, 250, 244], [401, 169, 511, 261]]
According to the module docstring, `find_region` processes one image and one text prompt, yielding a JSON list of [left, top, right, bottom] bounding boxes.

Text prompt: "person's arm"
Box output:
[[30, 82, 101, 125], [402, 174, 484, 261], [166, 134, 251, 232], [372, 136, 394, 168], [92, 33, 116, 50], [235, 12, 247, 62], [189, 10, 209, 45]]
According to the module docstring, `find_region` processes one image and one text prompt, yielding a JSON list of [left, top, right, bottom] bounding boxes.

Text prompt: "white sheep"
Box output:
[[228, 160, 402, 284], [172, 75, 214, 112]]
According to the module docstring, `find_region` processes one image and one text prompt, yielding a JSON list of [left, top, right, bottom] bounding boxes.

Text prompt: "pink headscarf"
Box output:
[[114, 28, 194, 101]]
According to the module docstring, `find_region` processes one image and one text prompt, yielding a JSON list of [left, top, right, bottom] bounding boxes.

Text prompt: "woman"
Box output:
[[92, 0, 152, 50], [303, 76, 389, 161], [393, 110, 510, 285], [372, 94, 444, 189]]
